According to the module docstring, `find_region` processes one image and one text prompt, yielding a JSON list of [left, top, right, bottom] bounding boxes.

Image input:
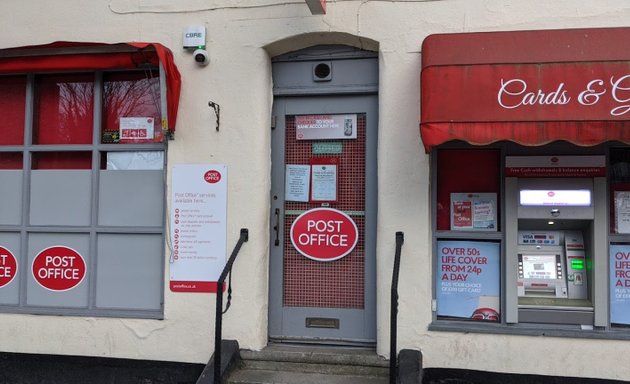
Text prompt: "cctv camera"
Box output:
[[193, 49, 209, 66]]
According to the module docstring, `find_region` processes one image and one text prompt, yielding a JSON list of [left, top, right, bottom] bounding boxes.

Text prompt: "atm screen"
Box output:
[[522, 255, 557, 279], [519, 189, 591, 206]]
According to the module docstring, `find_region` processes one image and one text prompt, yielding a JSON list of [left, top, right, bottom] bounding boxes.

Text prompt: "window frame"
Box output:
[[429, 142, 630, 340], [0, 68, 168, 319]]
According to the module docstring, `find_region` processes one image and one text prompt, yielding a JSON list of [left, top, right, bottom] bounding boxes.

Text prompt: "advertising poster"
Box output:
[[295, 114, 357, 140], [450, 193, 497, 231], [170, 164, 227, 293], [610, 244, 630, 324], [437, 240, 501, 321]]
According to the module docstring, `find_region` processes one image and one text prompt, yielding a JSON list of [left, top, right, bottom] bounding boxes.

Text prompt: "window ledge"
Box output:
[[429, 321, 630, 340]]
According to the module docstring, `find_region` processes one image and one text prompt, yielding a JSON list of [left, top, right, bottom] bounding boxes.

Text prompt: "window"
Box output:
[[431, 145, 630, 338], [0, 70, 166, 318], [434, 149, 502, 322]]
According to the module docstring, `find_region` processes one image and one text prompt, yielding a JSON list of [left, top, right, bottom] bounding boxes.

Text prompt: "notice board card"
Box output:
[[119, 117, 154, 143], [450, 193, 497, 231], [285, 164, 310, 202], [437, 240, 501, 321], [615, 191, 630, 234], [170, 164, 227, 293], [310, 157, 338, 203]]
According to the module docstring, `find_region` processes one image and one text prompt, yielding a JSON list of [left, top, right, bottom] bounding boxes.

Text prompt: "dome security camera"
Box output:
[[193, 49, 209, 66]]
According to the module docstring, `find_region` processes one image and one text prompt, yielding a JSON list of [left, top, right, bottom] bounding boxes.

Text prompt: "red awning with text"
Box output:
[[0, 41, 181, 134], [420, 27, 630, 153]]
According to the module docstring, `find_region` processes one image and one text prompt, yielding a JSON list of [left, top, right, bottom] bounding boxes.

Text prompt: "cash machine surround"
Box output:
[[505, 173, 605, 326]]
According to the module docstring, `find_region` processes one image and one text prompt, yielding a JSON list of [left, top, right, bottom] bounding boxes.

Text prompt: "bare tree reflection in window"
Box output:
[[57, 80, 94, 143], [103, 71, 162, 143], [34, 75, 94, 145]]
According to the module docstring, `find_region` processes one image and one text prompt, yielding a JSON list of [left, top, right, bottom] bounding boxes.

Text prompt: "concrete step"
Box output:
[[228, 368, 388, 384], [226, 344, 390, 384]]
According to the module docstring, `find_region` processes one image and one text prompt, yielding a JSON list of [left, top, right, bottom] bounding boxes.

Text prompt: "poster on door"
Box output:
[[285, 164, 310, 202], [610, 244, 630, 325], [436, 240, 501, 321], [310, 157, 338, 203], [295, 114, 357, 140], [170, 164, 227, 293]]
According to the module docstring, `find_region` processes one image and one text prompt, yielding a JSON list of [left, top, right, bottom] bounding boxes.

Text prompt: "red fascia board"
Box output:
[[422, 27, 630, 69]]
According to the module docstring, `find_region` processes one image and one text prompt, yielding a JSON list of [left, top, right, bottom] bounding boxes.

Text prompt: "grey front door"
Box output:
[[269, 92, 378, 343]]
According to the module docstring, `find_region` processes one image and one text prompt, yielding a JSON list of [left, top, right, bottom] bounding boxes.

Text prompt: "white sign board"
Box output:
[[170, 164, 227, 292], [119, 117, 154, 143], [295, 114, 357, 140]]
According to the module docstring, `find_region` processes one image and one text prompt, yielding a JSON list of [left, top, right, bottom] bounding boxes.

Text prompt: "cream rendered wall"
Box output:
[[1, 0, 630, 380]]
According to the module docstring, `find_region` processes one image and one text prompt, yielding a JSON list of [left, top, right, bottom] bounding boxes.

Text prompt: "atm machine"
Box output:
[[507, 176, 597, 325], [517, 230, 588, 301]]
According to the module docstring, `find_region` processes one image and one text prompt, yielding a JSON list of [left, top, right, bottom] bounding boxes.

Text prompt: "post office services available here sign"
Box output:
[[170, 164, 227, 293]]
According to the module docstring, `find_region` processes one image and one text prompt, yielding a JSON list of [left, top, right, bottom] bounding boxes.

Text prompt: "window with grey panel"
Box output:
[[0, 70, 166, 319]]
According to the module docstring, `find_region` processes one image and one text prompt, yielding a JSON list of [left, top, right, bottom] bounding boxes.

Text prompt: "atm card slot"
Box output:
[[524, 287, 556, 296]]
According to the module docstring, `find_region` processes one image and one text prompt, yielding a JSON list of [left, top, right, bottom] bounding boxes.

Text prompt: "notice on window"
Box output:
[[610, 244, 630, 325], [615, 191, 630, 234], [296, 114, 357, 140], [106, 151, 164, 170], [285, 164, 310, 202], [436, 240, 501, 321], [119, 117, 154, 143], [450, 193, 497, 231], [170, 164, 227, 293]]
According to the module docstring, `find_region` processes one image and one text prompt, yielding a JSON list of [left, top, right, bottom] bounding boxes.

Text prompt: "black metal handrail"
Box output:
[[214, 228, 249, 384], [390, 231, 405, 384]]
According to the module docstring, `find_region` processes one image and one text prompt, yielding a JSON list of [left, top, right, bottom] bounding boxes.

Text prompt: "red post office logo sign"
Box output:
[[0, 246, 18, 288], [204, 169, 222, 184], [32, 246, 86, 291], [290, 208, 358, 262]]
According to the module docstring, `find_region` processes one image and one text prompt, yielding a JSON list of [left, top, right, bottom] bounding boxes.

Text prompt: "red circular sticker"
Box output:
[[290, 208, 358, 262], [0, 246, 18, 288], [32, 246, 86, 291], [204, 170, 222, 184]]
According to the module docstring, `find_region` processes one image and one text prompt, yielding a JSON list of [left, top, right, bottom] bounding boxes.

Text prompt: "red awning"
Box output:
[[0, 41, 181, 134], [420, 27, 630, 153]]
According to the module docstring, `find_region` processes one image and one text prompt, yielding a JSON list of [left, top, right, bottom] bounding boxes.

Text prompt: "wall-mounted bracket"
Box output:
[[208, 101, 220, 131]]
